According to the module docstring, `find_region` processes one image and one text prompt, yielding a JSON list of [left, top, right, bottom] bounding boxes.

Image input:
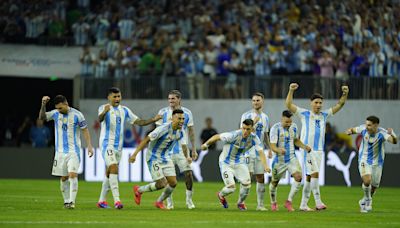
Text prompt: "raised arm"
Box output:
[[134, 114, 162, 126], [82, 128, 94, 157], [331, 85, 349, 114], [201, 134, 221, 150], [129, 136, 151, 163], [345, 126, 357, 135], [285, 83, 299, 113], [387, 128, 398, 144], [98, 104, 111, 122], [39, 96, 50, 120]]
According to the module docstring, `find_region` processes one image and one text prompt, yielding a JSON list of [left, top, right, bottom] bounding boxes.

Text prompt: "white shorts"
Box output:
[[246, 149, 267, 175], [147, 160, 176, 181], [247, 157, 266, 175], [271, 158, 302, 181], [219, 162, 251, 186], [171, 153, 192, 173], [103, 149, 121, 167], [358, 162, 383, 187], [304, 150, 323, 175], [52, 152, 80, 176]]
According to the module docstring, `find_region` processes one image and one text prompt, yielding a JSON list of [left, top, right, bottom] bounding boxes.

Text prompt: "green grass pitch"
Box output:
[[0, 179, 399, 227]]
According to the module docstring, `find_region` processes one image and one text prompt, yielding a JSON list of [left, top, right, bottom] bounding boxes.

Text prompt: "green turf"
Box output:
[[0, 179, 399, 227]]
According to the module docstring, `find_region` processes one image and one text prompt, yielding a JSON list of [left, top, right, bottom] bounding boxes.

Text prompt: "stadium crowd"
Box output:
[[1, 0, 400, 98]]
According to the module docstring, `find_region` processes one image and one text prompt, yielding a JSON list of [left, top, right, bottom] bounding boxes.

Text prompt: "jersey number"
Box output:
[[223, 171, 229, 179], [107, 150, 114, 156], [153, 163, 160, 171], [53, 160, 57, 167]]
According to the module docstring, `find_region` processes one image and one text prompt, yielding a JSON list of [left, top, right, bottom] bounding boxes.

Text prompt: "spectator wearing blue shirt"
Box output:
[[29, 118, 51, 148]]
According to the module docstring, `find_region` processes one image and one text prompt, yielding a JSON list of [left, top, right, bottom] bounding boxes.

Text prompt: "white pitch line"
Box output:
[[0, 221, 115, 224]]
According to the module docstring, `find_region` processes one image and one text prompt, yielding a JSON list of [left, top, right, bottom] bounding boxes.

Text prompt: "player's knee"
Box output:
[[311, 172, 319, 178], [108, 164, 119, 174], [241, 182, 251, 188], [184, 170, 193, 179], [61, 176, 69, 181], [156, 179, 168, 189], [271, 180, 279, 187], [68, 172, 78, 178], [168, 179, 177, 188], [255, 174, 264, 183], [293, 173, 302, 182]]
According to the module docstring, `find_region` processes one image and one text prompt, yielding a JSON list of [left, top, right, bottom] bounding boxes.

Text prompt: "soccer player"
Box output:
[[39, 95, 94, 209], [345, 116, 397, 213], [201, 119, 271, 211], [129, 109, 191, 210], [286, 82, 349, 211], [240, 92, 272, 211], [156, 90, 198, 209], [269, 110, 311, 212], [96, 87, 161, 209]]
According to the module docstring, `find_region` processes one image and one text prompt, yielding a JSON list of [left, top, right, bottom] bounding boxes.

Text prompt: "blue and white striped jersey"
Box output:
[[156, 106, 193, 155], [240, 110, 269, 158], [270, 122, 298, 165], [146, 122, 187, 166], [219, 130, 263, 165], [355, 125, 390, 166], [118, 19, 134, 40], [45, 107, 87, 161], [295, 107, 333, 151], [98, 104, 138, 156]]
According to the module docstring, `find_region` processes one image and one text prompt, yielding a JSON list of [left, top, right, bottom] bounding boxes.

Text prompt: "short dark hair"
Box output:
[[366, 116, 380, 124], [242, 119, 254, 126], [168, 90, 181, 99], [252, 92, 264, 99], [172, 109, 184, 115], [310, 93, 324, 101], [53, 95, 67, 105], [108, 87, 121, 95], [282, 110, 293, 118]]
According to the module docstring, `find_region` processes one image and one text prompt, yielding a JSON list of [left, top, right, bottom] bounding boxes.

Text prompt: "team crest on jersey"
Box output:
[[63, 118, 68, 124]]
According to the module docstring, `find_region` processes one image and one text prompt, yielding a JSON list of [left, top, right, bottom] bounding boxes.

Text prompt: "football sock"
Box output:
[[109, 174, 120, 202], [362, 183, 372, 200], [98, 176, 110, 202], [256, 182, 265, 207], [139, 182, 157, 193], [300, 180, 311, 207], [157, 185, 175, 202], [288, 181, 301, 202], [269, 183, 277, 203], [311, 177, 322, 205], [60, 179, 70, 203], [220, 186, 235, 197], [69, 177, 78, 204], [238, 184, 250, 204]]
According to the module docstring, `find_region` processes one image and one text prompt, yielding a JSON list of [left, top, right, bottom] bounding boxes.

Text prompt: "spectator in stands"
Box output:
[[29, 118, 51, 148], [79, 44, 95, 77], [16, 115, 33, 147], [317, 49, 335, 98], [72, 16, 90, 46], [254, 44, 271, 95], [200, 117, 218, 151], [94, 49, 114, 78], [181, 41, 205, 99]]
